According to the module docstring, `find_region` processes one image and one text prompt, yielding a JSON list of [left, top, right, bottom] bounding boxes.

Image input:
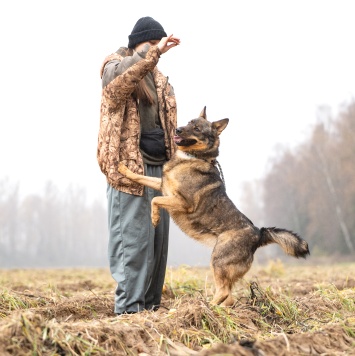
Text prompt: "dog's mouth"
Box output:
[[174, 135, 197, 146]]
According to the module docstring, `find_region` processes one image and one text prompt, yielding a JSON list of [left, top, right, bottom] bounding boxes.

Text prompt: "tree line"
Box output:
[[0, 181, 108, 268], [241, 100, 355, 257], [1, 100, 354, 268]]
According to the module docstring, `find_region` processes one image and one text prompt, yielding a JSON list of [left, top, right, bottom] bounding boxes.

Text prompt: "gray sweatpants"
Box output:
[[107, 164, 169, 314]]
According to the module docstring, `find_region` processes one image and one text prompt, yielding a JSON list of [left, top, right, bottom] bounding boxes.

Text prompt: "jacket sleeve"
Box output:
[[102, 45, 161, 106], [102, 52, 141, 88]]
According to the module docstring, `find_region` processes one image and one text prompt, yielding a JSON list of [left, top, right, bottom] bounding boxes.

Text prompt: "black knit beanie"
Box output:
[[128, 17, 167, 49]]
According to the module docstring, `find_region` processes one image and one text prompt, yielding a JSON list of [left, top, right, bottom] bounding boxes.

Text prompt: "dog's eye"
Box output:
[[194, 127, 200, 132]]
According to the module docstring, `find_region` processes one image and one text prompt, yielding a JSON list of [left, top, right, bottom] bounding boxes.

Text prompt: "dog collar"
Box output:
[[176, 151, 196, 160], [177, 150, 215, 164]]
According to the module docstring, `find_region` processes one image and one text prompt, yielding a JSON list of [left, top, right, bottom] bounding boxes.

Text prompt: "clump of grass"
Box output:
[[247, 281, 308, 334], [316, 284, 355, 309], [0, 290, 29, 314], [165, 265, 212, 298], [155, 294, 253, 352], [343, 321, 355, 338], [0, 289, 50, 317], [311, 284, 355, 324], [6, 312, 108, 355]]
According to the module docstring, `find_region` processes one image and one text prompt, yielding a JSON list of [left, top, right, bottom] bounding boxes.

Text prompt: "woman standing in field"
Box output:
[[97, 17, 180, 315]]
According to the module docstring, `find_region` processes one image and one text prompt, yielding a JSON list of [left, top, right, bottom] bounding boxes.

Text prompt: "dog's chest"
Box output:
[[161, 164, 188, 196], [161, 154, 216, 197]]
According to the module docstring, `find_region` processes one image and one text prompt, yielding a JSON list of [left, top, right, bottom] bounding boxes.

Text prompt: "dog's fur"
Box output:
[[118, 107, 310, 306]]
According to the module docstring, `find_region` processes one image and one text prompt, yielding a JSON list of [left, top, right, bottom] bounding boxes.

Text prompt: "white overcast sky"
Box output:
[[1, 0, 354, 208]]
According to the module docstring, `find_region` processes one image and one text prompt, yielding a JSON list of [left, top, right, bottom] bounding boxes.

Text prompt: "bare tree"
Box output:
[[262, 100, 355, 256]]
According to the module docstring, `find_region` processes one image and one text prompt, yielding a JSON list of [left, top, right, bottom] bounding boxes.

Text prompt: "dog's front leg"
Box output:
[[118, 163, 162, 191], [151, 196, 189, 227]]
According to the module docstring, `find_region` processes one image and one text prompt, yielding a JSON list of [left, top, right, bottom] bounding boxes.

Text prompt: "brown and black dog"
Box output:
[[118, 107, 310, 306]]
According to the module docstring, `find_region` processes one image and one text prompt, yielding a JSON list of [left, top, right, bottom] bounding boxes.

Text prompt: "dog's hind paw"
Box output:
[[210, 292, 235, 307]]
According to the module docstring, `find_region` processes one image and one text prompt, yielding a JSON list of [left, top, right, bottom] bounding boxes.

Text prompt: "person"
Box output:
[[97, 17, 180, 315]]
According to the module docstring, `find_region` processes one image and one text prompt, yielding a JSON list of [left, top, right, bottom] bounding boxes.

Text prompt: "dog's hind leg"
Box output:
[[210, 272, 234, 306], [211, 262, 251, 306], [210, 234, 254, 306], [210, 240, 235, 306]]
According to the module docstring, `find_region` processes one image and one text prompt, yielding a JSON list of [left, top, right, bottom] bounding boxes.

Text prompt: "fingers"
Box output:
[[166, 34, 181, 45], [158, 34, 180, 54]]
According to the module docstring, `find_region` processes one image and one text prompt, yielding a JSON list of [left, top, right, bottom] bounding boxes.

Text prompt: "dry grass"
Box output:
[[0, 260, 355, 355]]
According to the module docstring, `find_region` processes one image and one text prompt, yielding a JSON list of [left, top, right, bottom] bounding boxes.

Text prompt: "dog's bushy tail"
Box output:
[[258, 227, 310, 258]]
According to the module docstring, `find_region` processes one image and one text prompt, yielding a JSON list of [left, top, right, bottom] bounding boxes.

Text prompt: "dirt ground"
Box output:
[[0, 261, 354, 355]]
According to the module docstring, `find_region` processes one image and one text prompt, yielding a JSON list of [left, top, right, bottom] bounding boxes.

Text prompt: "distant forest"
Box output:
[[241, 100, 355, 257], [0, 183, 108, 268], [1, 100, 354, 268]]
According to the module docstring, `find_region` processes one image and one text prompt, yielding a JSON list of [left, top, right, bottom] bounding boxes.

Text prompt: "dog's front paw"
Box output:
[[151, 213, 161, 227], [118, 163, 129, 176]]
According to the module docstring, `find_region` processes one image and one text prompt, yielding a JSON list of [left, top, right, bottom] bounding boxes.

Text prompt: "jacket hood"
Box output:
[[100, 47, 131, 79]]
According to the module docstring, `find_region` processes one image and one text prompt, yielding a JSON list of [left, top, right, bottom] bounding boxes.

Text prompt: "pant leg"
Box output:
[[144, 165, 170, 310], [107, 183, 154, 314]]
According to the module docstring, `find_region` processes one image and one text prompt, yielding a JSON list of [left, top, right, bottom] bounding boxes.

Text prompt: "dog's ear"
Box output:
[[199, 106, 207, 120], [212, 119, 229, 135]]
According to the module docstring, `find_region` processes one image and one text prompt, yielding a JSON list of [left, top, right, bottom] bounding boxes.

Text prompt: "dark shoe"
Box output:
[[145, 304, 160, 312], [116, 311, 137, 316]]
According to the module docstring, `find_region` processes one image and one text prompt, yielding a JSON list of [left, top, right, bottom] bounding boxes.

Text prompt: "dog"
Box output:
[[118, 107, 310, 306]]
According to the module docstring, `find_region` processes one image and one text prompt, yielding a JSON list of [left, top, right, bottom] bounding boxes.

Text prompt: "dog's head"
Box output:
[[174, 107, 229, 158]]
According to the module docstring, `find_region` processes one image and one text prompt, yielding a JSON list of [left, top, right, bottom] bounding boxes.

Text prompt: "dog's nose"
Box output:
[[176, 127, 182, 135]]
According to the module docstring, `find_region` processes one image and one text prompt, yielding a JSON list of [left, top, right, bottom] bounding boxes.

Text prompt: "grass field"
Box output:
[[1, 260, 355, 355]]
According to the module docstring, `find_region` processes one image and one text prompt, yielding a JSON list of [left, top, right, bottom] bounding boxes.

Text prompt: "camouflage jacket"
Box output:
[[97, 45, 177, 196]]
